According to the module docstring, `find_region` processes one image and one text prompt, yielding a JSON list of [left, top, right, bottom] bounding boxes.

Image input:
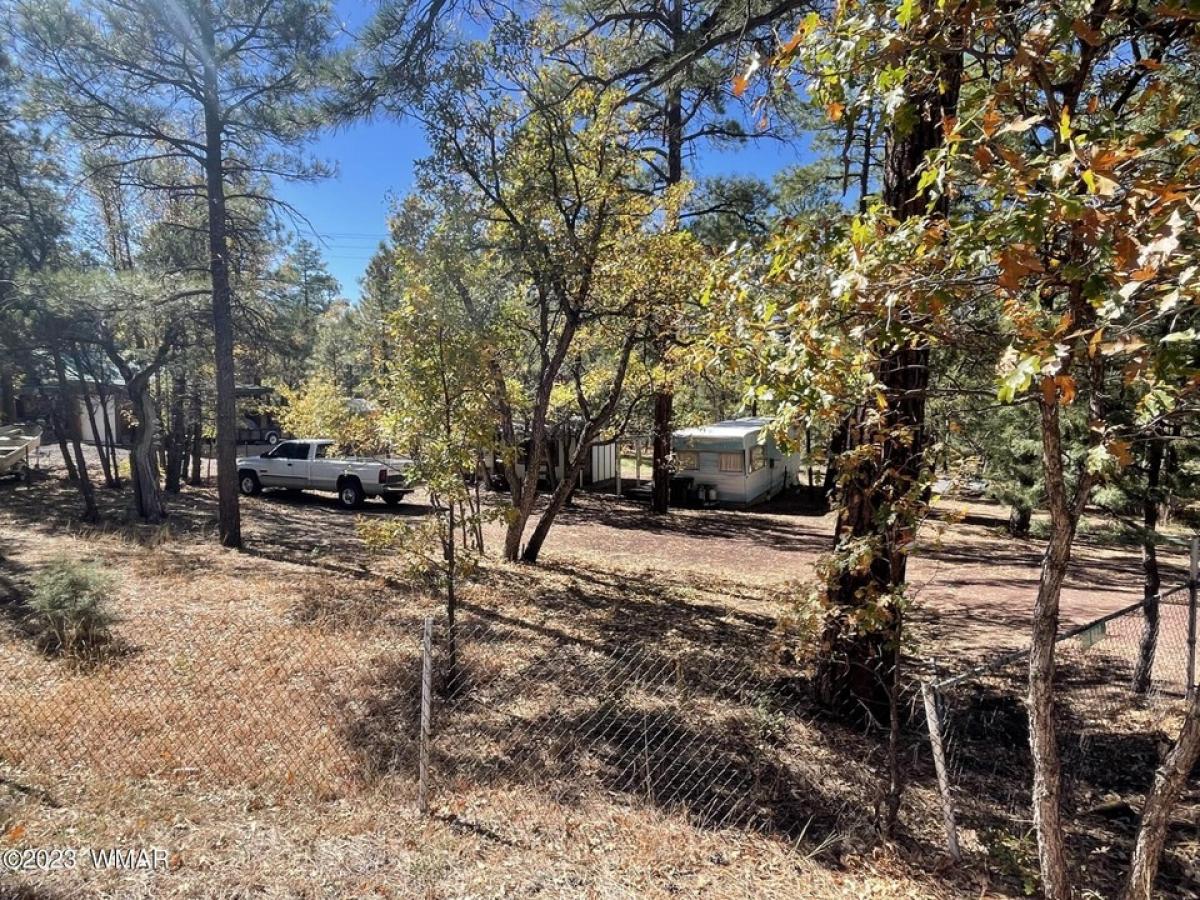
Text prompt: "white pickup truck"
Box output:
[[237, 439, 413, 509]]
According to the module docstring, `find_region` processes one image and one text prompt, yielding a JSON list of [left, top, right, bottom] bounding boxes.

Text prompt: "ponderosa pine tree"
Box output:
[[18, 0, 338, 548]]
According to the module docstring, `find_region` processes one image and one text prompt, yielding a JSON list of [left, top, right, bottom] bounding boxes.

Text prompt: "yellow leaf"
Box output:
[[1058, 108, 1072, 142]]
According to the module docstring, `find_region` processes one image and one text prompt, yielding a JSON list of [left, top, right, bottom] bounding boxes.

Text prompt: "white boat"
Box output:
[[0, 424, 42, 477]]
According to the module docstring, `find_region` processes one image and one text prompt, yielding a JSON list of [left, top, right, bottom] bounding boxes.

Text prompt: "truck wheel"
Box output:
[[265, 431, 280, 446], [338, 478, 364, 509], [239, 471, 262, 496]]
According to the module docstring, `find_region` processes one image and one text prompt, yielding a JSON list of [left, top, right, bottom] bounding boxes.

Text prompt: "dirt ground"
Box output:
[[0, 448, 1195, 898]]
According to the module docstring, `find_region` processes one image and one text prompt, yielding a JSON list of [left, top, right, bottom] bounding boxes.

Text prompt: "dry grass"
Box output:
[[1, 458, 1195, 897]]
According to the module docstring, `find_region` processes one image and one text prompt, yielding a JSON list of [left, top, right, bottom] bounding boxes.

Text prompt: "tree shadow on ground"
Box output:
[[532, 492, 835, 553]]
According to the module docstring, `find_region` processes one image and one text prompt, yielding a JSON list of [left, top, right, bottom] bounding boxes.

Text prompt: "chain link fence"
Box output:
[[0, 599, 422, 798], [920, 544, 1199, 889], [412, 610, 831, 836]]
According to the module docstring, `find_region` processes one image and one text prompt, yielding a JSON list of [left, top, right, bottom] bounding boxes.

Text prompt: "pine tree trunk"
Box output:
[[41, 384, 78, 482], [650, 390, 673, 514], [126, 372, 166, 523], [649, 0, 684, 516], [202, 51, 241, 548], [50, 347, 98, 523], [0, 364, 14, 424], [165, 372, 186, 493], [1133, 432, 1163, 694], [189, 389, 203, 486], [73, 352, 113, 489]]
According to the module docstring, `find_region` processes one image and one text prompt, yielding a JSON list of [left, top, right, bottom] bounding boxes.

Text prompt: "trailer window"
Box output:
[[676, 451, 698, 471], [719, 452, 744, 474], [749, 446, 766, 472]]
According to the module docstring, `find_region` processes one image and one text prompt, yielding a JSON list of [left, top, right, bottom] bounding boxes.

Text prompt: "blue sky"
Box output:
[[274, 125, 804, 301], [272, 4, 808, 301]]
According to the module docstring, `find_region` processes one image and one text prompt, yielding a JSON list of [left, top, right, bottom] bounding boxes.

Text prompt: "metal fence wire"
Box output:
[[921, 565, 1199, 881], [0, 603, 422, 798], [415, 611, 821, 836]]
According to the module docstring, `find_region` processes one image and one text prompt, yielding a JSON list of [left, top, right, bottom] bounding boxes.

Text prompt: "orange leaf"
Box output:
[[4, 824, 26, 844], [998, 245, 1044, 291], [981, 107, 1001, 138], [826, 101, 845, 122], [1054, 375, 1077, 405], [974, 144, 995, 172], [732, 75, 750, 98]]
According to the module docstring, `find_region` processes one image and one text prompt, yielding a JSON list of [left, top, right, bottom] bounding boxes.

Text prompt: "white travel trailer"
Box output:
[[672, 417, 802, 506]]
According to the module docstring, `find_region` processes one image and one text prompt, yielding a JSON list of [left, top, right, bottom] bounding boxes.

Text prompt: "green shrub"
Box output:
[[29, 558, 117, 661]]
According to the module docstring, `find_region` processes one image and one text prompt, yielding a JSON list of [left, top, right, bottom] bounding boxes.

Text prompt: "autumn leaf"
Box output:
[[999, 114, 1043, 135], [1071, 18, 1103, 46], [998, 245, 1044, 291], [826, 101, 845, 122], [980, 107, 1001, 139], [1054, 375, 1077, 405], [1108, 439, 1133, 467], [732, 54, 761, 98]]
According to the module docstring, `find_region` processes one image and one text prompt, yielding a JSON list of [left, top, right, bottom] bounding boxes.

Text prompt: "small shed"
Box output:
[[672, 417, 802, 506]]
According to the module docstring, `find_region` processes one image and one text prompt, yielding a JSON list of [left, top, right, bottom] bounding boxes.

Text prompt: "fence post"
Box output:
[[1187, 537, 1198, 701], [921, 680, 961, 862], [418, 615, 433, 815]]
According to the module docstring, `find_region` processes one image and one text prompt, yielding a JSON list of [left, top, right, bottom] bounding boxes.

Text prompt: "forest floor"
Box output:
[[0, 448, 1196, 898]]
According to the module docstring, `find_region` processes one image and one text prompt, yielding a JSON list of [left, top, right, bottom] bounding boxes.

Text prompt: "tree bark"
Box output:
[[123, 371, 166, 523], [813, 42, 961, 720], [71, 345, 119, 489], [650, 390, 673, 514], [648, 0, 685, 516], [521, 336, 638, 563], [189, 388, 203, 486], [40, 383, 78, 482], [1132, 431, 1163, 694], [1122, 692, 1200, 899], [821, 416, 848, 502], [201, 35, 241, 548], [0, 364, 14, 424], [50, 347, 98, 523], [1028, 395, 1087, 900], [165, 371, 186, 493]]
